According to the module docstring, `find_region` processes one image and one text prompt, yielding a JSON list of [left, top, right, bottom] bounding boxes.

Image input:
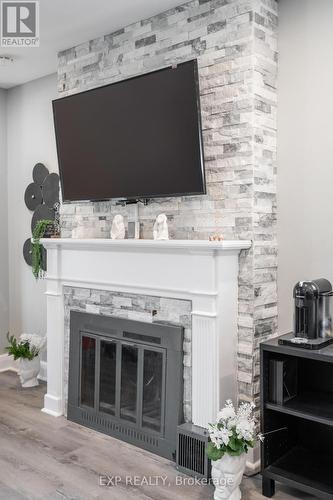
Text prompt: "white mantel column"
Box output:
[[42, 246, 64, 417]]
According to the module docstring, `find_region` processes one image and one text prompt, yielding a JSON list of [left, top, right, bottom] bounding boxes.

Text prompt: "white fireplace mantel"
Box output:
[[41, 238, 251, 428]]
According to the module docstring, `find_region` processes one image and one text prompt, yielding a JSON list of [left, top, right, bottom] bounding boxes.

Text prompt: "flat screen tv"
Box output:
[[53, 60, 205, 202]]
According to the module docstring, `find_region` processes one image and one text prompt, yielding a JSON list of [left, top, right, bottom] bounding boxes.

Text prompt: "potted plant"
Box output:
[[6, 333, 46, 388], [207, 400, 263, 500], [32, 219, 55, 279]]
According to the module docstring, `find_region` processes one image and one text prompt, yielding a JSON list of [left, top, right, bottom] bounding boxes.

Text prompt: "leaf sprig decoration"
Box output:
[[32, 219, 55, 279]]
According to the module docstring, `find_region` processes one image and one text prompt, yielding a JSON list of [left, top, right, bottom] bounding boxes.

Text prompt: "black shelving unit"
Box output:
[[261, 336, 333, 499]]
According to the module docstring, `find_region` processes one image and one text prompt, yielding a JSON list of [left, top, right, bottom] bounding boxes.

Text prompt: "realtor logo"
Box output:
[[1, 1, 39, 46]]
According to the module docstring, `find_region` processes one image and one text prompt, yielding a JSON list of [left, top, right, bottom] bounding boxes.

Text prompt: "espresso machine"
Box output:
[[279, 278, 333, 349]]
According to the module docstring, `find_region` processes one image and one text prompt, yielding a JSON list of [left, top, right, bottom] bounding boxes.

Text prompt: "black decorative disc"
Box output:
[[33, 163, 49, 186], [42, 173, 60, 209], [31, 204, 55, 234], [24, 182, 43, 211], [23, 238, 32, 266]]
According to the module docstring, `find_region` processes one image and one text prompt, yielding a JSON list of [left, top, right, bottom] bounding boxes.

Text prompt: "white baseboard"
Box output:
[[0, 354, 47, 382], [0, 353, 17, 373]]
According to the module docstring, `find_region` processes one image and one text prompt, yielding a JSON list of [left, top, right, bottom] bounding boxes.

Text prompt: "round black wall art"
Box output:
[[33, 163, 49, 186], [23, 163, 60, 271], [24, 182, 43, 211]]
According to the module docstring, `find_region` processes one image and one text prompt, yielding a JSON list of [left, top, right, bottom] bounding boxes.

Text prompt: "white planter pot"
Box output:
[[18, 356, 40, 388], [211, 453, 246, 500]]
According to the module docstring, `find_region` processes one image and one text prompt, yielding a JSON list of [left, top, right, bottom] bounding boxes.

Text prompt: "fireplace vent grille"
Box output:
[[81, 411, 159, 447], [176, 423, 211, 479]]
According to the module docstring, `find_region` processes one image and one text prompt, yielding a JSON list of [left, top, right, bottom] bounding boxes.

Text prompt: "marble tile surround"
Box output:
[[63, 286, 192, 422]]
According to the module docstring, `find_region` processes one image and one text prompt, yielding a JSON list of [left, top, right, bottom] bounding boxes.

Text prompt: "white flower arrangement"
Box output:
[[207, 400, 264, 461]]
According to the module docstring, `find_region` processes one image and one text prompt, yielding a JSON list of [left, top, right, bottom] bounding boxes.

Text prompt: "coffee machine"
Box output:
[[279, 278, 333, 349]]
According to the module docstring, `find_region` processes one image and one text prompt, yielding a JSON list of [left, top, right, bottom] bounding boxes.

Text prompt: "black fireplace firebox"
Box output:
[[68, 311, 184, 460]]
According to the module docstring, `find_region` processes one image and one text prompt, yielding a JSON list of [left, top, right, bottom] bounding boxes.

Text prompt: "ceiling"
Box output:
[[0, 0, 185, 89]]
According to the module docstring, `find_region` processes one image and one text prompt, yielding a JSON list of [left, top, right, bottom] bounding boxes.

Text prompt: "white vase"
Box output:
[[18, 356, 40, 388], [211, 454, 246, 500]]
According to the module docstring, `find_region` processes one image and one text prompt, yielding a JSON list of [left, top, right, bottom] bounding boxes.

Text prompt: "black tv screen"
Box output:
[[53, 60, 205, 202]]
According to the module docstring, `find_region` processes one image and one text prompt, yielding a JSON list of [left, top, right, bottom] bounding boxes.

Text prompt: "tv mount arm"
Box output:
[[116, 198, 151, 207]]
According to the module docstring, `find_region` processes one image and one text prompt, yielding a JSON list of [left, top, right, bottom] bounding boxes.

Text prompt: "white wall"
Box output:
[[278, 0, 333, 333], [0, 90, 9, 352], [7, 74, 58, 341]]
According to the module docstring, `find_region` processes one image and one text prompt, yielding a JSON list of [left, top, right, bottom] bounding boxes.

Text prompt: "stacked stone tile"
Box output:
[[58, 0, 278, 408], [63, 287, 192, 421]]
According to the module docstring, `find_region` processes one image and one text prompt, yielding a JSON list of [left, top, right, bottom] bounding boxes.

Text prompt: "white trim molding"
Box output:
[[41, 238, 251, 427], [0, 354, 16, 373]]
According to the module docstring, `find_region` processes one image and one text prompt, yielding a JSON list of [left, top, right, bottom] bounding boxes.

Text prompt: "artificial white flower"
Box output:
[[238, 401, 256, 418], [226, 417, 237, 430], [19, 333, 46, 355], [220, 427, 232, 446], [209, 425, 232, 448], [236, 418, 255, 441], [217, 406, 236, 421]]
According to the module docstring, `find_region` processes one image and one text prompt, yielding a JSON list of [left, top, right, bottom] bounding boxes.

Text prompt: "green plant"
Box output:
[[32, 219, 54, 279], [6, 333, 37, 360]]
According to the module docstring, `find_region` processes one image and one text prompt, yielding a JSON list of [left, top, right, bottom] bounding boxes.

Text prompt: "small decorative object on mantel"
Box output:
[[111, 214, 126, 240], [207, 400, 263, 500], [209, 234, 224, 242], [153, 213, 169, 240], [6, 333, 46, 388]]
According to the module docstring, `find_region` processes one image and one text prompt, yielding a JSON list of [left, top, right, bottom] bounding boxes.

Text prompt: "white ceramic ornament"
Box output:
[[153, 213, 169, 241], [111, 214, 125, 240]]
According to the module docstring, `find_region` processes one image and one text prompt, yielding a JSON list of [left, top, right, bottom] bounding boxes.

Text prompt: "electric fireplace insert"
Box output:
[[68, 311, 184, 460]]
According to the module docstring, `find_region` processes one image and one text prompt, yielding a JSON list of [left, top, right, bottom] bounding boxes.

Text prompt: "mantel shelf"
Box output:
[[40, 238, 252, 254]]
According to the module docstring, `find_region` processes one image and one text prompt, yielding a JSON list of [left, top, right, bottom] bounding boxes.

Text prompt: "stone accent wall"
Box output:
[[63, 287, 192, 421], [57, 0, 278, 406]]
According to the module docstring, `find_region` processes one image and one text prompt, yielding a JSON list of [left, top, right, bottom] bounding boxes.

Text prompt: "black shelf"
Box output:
[[261, 337, 333, 499], [265, 446, 333, 499], [266, 391, 333, 426]]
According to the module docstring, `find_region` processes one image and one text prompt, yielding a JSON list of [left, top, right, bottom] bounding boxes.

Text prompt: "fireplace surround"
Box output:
[[68, 311, 183, 459], [41, 238, 251, 432]]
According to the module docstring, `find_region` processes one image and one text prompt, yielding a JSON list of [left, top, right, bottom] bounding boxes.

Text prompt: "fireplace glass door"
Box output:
[[99, 340, 117, 416], [79, 333, 166, 435], [142, 349, 164, 432]]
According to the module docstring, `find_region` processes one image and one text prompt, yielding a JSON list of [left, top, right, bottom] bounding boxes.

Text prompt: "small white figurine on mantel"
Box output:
[[153, 213, 169, 241], [111, 214, 125, 240]]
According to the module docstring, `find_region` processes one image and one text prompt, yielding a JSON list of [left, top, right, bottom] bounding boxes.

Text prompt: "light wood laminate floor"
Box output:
[[0, 371, 314, 499]]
